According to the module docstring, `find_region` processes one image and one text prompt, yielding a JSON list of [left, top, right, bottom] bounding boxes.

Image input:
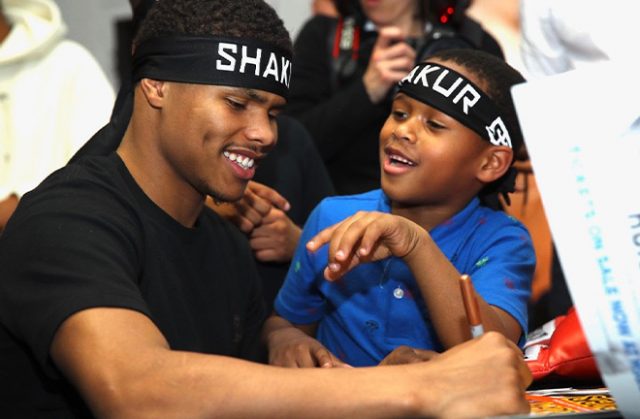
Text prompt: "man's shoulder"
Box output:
[[18, 155, 130, 219]]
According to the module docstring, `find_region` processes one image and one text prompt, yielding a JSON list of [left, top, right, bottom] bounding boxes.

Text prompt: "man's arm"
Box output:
[[51, 307, 531, 418]]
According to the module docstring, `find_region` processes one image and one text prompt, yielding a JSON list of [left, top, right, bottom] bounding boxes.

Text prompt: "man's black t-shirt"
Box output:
[[0, 153, 266, 417]]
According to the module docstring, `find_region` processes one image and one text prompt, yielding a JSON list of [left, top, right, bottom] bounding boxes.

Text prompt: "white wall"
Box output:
[[54, 0, 314, 88], [265, 0, 313, 40], [54, 0, 130, 88]]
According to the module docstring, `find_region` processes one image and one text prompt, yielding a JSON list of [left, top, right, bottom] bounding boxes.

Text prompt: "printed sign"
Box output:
[[512, 62, 640, 418]]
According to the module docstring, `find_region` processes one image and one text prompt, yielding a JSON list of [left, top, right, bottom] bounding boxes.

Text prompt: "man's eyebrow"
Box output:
[[244, 88, 267, 104], [244, 88, 286, 110]]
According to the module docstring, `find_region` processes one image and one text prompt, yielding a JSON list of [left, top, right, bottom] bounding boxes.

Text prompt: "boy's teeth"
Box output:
[[390, 154, 415, 166]]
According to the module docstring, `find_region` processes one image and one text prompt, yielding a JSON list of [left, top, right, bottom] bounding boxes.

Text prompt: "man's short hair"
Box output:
[[134, 0, 292, 56]]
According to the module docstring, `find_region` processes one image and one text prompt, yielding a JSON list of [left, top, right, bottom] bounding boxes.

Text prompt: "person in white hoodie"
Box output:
[[0, 0, 115, 230]]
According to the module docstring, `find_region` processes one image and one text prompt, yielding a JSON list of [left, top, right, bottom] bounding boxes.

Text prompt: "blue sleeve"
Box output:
[[274, 203, 330, 324], [468, 220, 535, 346]]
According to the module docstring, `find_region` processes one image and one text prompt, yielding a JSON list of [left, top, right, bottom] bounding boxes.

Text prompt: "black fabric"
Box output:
[[284, 15, 504, 195], [399, 62, 515, 148], [285, 16, 387, 195], [0, 154, 266, 417], [132, 36, 292, 99], [253, 115, 335, 310]]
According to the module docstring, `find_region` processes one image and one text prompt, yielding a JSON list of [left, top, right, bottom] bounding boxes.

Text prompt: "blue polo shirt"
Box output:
[[274, 190, 534, 366]]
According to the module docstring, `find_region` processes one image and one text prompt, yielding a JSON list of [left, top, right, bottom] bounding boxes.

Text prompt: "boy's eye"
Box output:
[[427, 120, 446, 130], [392, 110, 408, 120]]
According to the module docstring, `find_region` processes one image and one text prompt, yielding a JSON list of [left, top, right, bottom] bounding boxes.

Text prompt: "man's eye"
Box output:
[[226, 98, 247, 110]]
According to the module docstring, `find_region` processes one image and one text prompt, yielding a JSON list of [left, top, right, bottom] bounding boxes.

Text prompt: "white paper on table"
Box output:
[[512, 61, 640, 418]]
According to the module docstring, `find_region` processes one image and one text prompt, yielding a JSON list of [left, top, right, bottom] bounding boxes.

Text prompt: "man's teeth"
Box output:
[[224, 151, 255, 169], [389, 154, 415, 166]]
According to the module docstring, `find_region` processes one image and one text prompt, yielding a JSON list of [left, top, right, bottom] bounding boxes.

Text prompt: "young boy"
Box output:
[[265, 48, 535, 367]]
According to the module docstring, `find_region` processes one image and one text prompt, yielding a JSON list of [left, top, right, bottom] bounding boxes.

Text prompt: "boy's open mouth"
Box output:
[[387, 153, 416, 167]]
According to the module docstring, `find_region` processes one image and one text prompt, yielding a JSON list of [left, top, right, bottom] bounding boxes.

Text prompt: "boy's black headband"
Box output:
[[132, 36, 292, 99], [398, 62, 512, 148]]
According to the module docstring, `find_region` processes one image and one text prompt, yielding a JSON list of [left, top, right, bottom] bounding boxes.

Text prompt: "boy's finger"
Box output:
[[313, 347, 341, 368], [248, 181, 290, 211], [306, 223, 339, 252]]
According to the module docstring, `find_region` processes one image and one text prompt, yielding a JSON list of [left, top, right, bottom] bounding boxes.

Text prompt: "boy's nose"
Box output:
[[393, 121, 417, 144]]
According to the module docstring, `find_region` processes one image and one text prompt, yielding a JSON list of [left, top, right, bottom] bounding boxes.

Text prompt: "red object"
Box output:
[[524, 307, 601, 381]]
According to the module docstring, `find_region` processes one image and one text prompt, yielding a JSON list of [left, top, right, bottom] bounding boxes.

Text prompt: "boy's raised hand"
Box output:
[[306, 211, 428, 281]]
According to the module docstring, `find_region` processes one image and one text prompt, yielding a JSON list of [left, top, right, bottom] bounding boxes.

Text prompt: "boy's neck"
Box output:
[[390, 199, 472, 231]]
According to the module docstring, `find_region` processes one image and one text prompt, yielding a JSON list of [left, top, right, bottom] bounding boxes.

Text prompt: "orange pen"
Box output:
[[459, 274, 484, 338]]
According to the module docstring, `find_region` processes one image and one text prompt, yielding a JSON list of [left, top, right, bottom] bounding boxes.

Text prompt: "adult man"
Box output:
[[0, 1, 531, 417]]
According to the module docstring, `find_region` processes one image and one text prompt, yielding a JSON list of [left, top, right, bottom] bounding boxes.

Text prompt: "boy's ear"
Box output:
[[477, 146, 513, 184], [139, 78, 166, 109]]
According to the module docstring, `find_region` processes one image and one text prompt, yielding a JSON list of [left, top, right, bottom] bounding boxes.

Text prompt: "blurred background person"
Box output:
[[0, 0, 115, 230], [312, 0, 339, 17]]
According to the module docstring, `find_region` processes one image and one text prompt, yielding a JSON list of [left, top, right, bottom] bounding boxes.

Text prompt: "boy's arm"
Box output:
[[51, 307, 532, 418], [262, 314, 349, 368], [307, 211, 522, 349], [403, 233, 523, 347]]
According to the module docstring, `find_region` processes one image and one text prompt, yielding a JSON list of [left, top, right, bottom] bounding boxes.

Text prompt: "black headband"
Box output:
[[398, 62, 512, 148], [132, 36, 292, 99]]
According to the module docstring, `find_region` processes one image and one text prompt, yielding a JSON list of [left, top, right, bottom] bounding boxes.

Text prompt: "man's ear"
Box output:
[[477, 146, 513, 184], [139, 78, 166, 109]]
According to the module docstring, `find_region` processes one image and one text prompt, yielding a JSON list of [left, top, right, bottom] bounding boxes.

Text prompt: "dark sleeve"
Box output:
[[284, 16, 389, 160], [0, 178, 146, 375], [279, 115, 335, 222]]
